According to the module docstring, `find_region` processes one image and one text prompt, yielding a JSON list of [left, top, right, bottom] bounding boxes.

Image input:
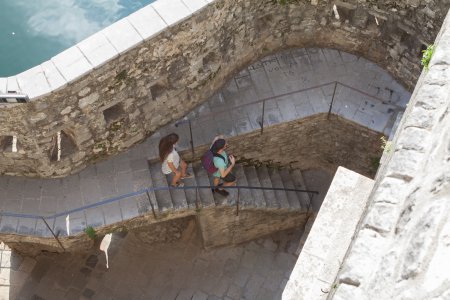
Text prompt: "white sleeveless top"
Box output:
[[161, 149, 180, 174]]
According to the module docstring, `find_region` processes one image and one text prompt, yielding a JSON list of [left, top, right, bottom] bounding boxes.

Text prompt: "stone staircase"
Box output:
[[145, 159, 312, 214], [0, 153, 313, 242]]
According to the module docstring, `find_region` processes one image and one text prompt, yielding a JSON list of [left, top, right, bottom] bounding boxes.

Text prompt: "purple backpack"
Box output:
[[201, 150, 225, 174]]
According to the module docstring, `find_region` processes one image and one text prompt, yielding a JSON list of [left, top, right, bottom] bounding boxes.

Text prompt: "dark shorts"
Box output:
[[221, 173, 236, 183]]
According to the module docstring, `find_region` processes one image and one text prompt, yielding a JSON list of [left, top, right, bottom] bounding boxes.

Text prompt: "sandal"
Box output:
[[171, 182, 185, 187]]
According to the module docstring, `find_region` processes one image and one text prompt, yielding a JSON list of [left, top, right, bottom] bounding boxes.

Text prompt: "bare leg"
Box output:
[[213, 177, 220, 187], [171, 170, 181, 186], [180, 160, 187, 177]]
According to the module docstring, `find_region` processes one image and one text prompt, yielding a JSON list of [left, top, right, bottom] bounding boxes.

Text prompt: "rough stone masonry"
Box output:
[[331, 9, 450, 300], [0, 0, 448, 178]]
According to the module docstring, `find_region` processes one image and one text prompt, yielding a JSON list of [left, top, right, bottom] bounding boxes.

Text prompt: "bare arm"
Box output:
[[168, 162, 180, 175], [219, 155, 235, 177]]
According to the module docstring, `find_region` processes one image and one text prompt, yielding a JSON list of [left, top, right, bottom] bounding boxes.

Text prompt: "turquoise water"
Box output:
[[0, 0, 154, 76]]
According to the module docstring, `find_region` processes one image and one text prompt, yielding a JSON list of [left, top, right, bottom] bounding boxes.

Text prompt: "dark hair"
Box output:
[[159, 133, 179, 162], [211, 139, 226, 153]]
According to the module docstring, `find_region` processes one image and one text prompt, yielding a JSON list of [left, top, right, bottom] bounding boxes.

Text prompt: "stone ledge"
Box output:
[[332, 9, 450, 300], [282, 167, 374, 300]]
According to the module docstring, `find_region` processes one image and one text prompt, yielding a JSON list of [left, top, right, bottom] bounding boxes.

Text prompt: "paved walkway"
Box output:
[[0, 48, 411, 237], [0, 224, 305, 300]]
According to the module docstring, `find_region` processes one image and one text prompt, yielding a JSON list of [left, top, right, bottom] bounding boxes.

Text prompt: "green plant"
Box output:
[[109, 120, 123, 132], [380, 136, 392, 153], [84, 226, 96, 240], [421, 44, 435, 70], [370, 156, 381, 171]]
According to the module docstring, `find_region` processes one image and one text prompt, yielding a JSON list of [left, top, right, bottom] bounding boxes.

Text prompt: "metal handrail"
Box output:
[[0, 184, 318, 220], [174, 80, 397, 154], [175, 81, 335, 127], [175, 80, 390, 127]]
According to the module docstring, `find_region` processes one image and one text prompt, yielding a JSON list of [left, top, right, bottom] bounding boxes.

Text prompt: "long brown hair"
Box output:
[[159, 133, 179, 162]]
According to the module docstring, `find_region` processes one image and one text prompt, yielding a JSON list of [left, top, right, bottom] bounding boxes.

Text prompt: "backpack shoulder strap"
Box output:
[[212, 152, 225, 161]]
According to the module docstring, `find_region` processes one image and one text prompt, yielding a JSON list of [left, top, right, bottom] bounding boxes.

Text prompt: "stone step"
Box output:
[[233, 164, 255, 208], [278, 169, 302, 210], [148, 161, 174, 212], [290, 169, 312, 211], [207, 170, 237, 207], [131, 167, 158, 216], [255, 165, 279, 208], [153, 159, 189, 211], [163, 171, 189, 211], [192, 162, 215, 208], [182, 164, 200, 209], [242, 166, 267, 208], [267, 168, 291, 209]]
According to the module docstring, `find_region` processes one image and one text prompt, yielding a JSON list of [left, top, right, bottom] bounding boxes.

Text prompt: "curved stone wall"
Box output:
[[0, 0, 447, 177]]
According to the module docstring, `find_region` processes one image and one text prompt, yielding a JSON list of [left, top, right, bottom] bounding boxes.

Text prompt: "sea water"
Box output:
[[0, 0, 154, 76]]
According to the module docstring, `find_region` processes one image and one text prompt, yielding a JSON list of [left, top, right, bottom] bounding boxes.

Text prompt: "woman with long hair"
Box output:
[[159, 133, 192, 187]]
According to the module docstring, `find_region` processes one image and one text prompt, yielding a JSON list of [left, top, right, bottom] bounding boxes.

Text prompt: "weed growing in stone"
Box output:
[[84, 226, 97, 240], [421, 44, 435, 70], [380, 136, 392, 153], [370, 156, 381, 171]]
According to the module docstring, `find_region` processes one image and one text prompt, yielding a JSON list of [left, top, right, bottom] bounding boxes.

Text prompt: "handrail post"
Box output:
[[195, 187, 199, 210], [327, 82, 338, 120], [308, 192, 314, 212], [41, 217, 65, 252], [236, 188, 240, 216], [259, 100, 265, 135], [146, 190, 157, 219], [188, 119, 195, 158]]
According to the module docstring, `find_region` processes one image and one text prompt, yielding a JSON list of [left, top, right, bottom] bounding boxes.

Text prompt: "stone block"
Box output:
[[403, 106, 437, 130], [338, 228, 386, 287], [101, 18, 143, 54], [181, 0, 208, 12], [40, 60, 67, 91], [372, 177, 408, 205], [17, 65, 51, 99], [363, 202, 397, 234], [6, 76, 19, 92], [152, 0, 191, 26], [77, 31, 119, 67], [396, 127, 430, 153], [78, 93, 100, 110], [385, 149, 424, 182], [127, 5, 167, 41], [51, 46, 93, 83]]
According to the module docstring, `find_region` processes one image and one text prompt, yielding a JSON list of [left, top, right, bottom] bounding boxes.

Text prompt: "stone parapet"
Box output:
[[282, 167, 374, 300], [331, 10, 450, 300], [0, 0, 446, 177], [1, 206, 309, 257]]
